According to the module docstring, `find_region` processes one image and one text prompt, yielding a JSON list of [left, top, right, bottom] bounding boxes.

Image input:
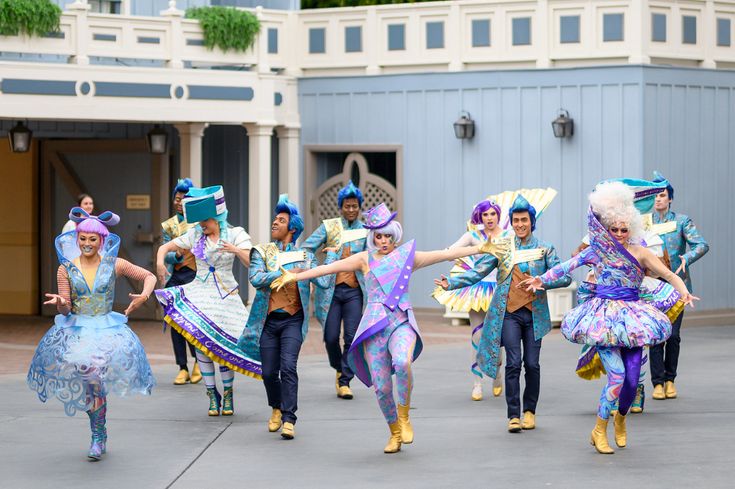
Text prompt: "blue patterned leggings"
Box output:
[[597, 346, 643, 419]]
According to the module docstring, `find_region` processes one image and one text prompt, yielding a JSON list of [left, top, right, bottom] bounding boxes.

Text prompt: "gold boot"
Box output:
[[397, 404, 413, 444], [590, 416, 615, 454], [613, 413, 627, 448], [337, 385, 354, 399], [268, 408, 283, 432], [190, 362, 202, 384], [508, 418, 522, 433], [471, 383, 483, 401], [281, 422, 295, 440], [665, 381, 677, 399], [653, 384, 665, 400], [384, 421, 402, 454], [521, 411, 535, 430], [173, 369, 190, 385]]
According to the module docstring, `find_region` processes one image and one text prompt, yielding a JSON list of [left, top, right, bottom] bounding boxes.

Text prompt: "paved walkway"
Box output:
[[1, 316, 733, 488]]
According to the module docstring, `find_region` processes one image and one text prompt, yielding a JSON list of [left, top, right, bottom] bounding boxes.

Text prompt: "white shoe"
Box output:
[[471, 383, 483, 401]]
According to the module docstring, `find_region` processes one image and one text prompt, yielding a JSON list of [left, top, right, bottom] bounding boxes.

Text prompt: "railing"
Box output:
[[2, 1, 735, 76]]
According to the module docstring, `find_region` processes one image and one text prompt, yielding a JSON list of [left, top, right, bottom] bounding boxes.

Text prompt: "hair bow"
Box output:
[[68, 207, 120, 226]]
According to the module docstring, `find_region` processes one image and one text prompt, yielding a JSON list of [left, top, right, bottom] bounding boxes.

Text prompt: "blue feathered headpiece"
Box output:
[[652, 171, 674, 200], [274, 194, 304, 241], [509, 194, 537, 231], [172, 178, 194, 199], [337, 180, 364, 207]]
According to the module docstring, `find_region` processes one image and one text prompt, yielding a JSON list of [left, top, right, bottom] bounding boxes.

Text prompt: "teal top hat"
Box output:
[[604, 177, 669, 214], [182, 185, 228, 224], [652, 170, 674, 200], [509, 194, 537, 231], [363, 203, 397, 229]]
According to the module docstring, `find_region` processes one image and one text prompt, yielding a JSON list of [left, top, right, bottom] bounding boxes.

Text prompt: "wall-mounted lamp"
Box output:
[[453, 111, 475, 140], [146, 124, 169, 154], [552, 109, 574, 138], [8, 121, 32, 153]]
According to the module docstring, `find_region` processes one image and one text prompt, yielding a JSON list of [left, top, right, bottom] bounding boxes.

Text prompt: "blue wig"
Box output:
[[274, 194, 304, 241], [652, 171, 674, 200], [172, 178, 194, 199], [337, 180, 364, 208], [509, 194, 537, 231]]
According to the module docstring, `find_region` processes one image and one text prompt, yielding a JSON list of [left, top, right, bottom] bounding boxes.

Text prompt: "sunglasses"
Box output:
[[610, 227, 629, 234]]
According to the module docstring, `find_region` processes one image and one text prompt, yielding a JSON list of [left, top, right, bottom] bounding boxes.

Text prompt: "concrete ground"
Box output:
[[1, 315, 733, 489]]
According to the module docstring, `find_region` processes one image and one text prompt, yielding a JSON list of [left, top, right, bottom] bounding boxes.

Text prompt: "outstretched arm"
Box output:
[[520, 247, 594, 292], [272, 252, 367, 290], [638, 247, 698, 306], [116, 258, 156, 315], [414, 245, 480, 270], [437, 253, 498, 290], [309, 250, 338, 289]]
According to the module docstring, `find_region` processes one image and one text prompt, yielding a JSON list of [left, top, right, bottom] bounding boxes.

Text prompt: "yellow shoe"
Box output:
[[521, 411, 535, 430], [665, 381, 677, 399], [268, 408, 283, 432], [508, 418, 522, 433], [384, 421, 402, 453], [492, 385, 502, 397], [281, 422, 295, 440], [190, 362, 202, 384], [471, 384, 483, 401], [335, 371, 341, 396], [653, 384, 666, 400], [337, 385, 354, 400], [590, 416, 614, 454], [397, 404, 413, 444], [613, 413, 627, 448], [173, 369, 190, 385]]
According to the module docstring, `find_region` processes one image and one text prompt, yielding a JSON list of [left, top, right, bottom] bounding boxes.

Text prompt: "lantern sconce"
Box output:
[[8, 120, 33, 153], [146, 124, 169, 154], [453, 111, 475, 140], [552, 109, 574, 138]]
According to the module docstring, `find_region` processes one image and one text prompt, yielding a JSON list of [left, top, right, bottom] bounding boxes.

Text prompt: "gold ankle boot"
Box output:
[[397, 404, 413, 444], [613, 413, 627, 448], [268, 408, 282, 432], [337, 385, 354, 399], [384, 421, 402, 453], [521, 411, 535, 430], [190, 362, 202, 384], [508, 418, 522, 433], [173, 369, 190, 385], [281, 422, 295, 440], [471, 383, 483, 401], [653, 384, 665, 400], [590, 416, 614, 454], [665, 381, 677, 399]]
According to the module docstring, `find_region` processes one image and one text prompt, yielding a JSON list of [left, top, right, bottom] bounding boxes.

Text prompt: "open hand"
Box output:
[[125, 293, 149, 316], [518, 276, 544, 292], [433, 274, 449, 290], [681, 293, 699, 308], [43, 293, 67, 307], [156, 263, 169, 287], [220, 241, 240, 254], [674, 256, 687, 275], [270, 266, 298, 291]]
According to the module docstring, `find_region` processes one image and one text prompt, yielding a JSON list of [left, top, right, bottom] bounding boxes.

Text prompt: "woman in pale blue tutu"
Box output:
[[27, 207, 156, 461]]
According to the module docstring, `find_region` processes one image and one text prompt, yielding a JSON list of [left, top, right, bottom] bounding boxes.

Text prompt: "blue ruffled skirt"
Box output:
[[27, 312, 156, 416]]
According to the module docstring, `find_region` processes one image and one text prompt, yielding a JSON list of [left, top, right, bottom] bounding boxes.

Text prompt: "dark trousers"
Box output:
[[324, 284, 363, 386], [650, 311, 683, 385], [501, 308, 541, 419], [260, 310, 304, 424], [165, 267, 197, 369]]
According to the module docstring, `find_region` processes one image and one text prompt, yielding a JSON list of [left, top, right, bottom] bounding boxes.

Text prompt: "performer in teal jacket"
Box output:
[[649, 171, 709, 400], [302, 181, 367, 399], [436, 195, 571, 433]]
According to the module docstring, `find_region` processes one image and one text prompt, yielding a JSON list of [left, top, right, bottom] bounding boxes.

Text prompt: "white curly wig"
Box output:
[[588, 181, 644, 242], [366, 220, 403, 251]]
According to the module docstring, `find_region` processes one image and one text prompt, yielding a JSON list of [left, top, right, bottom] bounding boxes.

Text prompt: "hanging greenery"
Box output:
[[0, 0, 61, 37], [186, 6, 261, 53]]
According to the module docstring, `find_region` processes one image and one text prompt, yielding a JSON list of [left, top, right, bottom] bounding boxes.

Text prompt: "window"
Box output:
[[512, 17, 531, 46], [652, 13, 667, 42], [388, 24, 405, 51], [471, 19, 491, 47], [560, 15, 580, 43], [603, 13, 624, 42], [717, 18, 731, 47], [309, 27, 326, 54], [426, 21, 444, 49], [345, 26, 362, 53], [682, 15, 697, 44], [268, 28, 278, 54]]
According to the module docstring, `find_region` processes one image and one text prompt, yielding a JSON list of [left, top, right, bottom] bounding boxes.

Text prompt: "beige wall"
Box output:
[[0, 140, 38, 315]]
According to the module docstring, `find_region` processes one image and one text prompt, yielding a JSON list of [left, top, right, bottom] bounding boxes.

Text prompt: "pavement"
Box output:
[[1, 314, 734, 489]]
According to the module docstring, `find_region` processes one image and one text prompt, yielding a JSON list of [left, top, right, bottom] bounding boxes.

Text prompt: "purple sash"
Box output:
[[595, 285, 640, 301]]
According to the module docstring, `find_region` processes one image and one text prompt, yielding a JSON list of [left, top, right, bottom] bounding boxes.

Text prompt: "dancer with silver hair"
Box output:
[[520, 181, 697, 454], [433, 199, 505, 401], [28, 207, 156, 461], [272, 203, 492, 453]]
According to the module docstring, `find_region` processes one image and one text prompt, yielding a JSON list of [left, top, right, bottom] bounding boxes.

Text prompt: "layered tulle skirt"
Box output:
[[27, 312, 155, 416]]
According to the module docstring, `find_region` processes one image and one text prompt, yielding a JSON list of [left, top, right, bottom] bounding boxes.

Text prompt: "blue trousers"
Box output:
[[501, 308, 541, 419], [650, 311, 683, 385], [260, 310, 304, 424], [165, 267, 196, 369], [324, 284, 363, 386]]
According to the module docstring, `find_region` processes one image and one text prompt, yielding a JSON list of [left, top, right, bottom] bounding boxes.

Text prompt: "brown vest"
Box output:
[[506, 266, 535, 313], [335, 247, 359, 288], [268, 282, 302, 315]]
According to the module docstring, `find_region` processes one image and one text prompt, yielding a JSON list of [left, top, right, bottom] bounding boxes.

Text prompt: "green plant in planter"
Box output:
[[186, 6, 261, 53], [0, 0, 61, 37]]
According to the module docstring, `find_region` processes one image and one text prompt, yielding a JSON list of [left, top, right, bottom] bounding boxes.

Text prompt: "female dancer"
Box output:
[[272, 203, 490, 453], [433, 199, 504, 400], [520, 181, 696, 454], [155, 185, 260, 417], [27, 207, 156, 461]]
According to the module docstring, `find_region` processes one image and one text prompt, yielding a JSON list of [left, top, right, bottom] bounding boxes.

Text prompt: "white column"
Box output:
[[628, 0, 651, 64], [447, 1, 462, 71], [244, 123, 275, 245], [174, 123, 207, 186], [276, 125, 302, 208], [701, 0, 717, 69], [67, 1, 90, 66], [161, 1, 185, 69], [255, 6, 271, 74], [535, 0, 551, 68]]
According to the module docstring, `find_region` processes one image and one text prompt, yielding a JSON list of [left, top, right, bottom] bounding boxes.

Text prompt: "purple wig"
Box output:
[[76, 218, 111, 246], [470, 199, 501, 225]]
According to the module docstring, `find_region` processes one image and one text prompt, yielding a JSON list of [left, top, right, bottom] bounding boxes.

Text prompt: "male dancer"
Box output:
[[649, 172, 709, 400], [238, 195, 332, 439], [302, 181, 367, 399], [161, 178, 201, 385], [436, 195, 570, 433]]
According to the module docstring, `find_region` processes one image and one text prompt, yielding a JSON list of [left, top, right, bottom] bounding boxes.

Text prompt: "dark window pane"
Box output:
[[426, 21, 444, 49], [652, 13, 667, 42], [682, 15, 697, 44], [388, 24, 405, 51], [268, 28, 278, 54], [717, 18, 731, 46], [603, 13, 624, 42], [560, 15, 580, 43], [345, 26, 362, 53], [512, 17, 531, 46], [472, 19, 491, 47], [309, 27, 326, 54]]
